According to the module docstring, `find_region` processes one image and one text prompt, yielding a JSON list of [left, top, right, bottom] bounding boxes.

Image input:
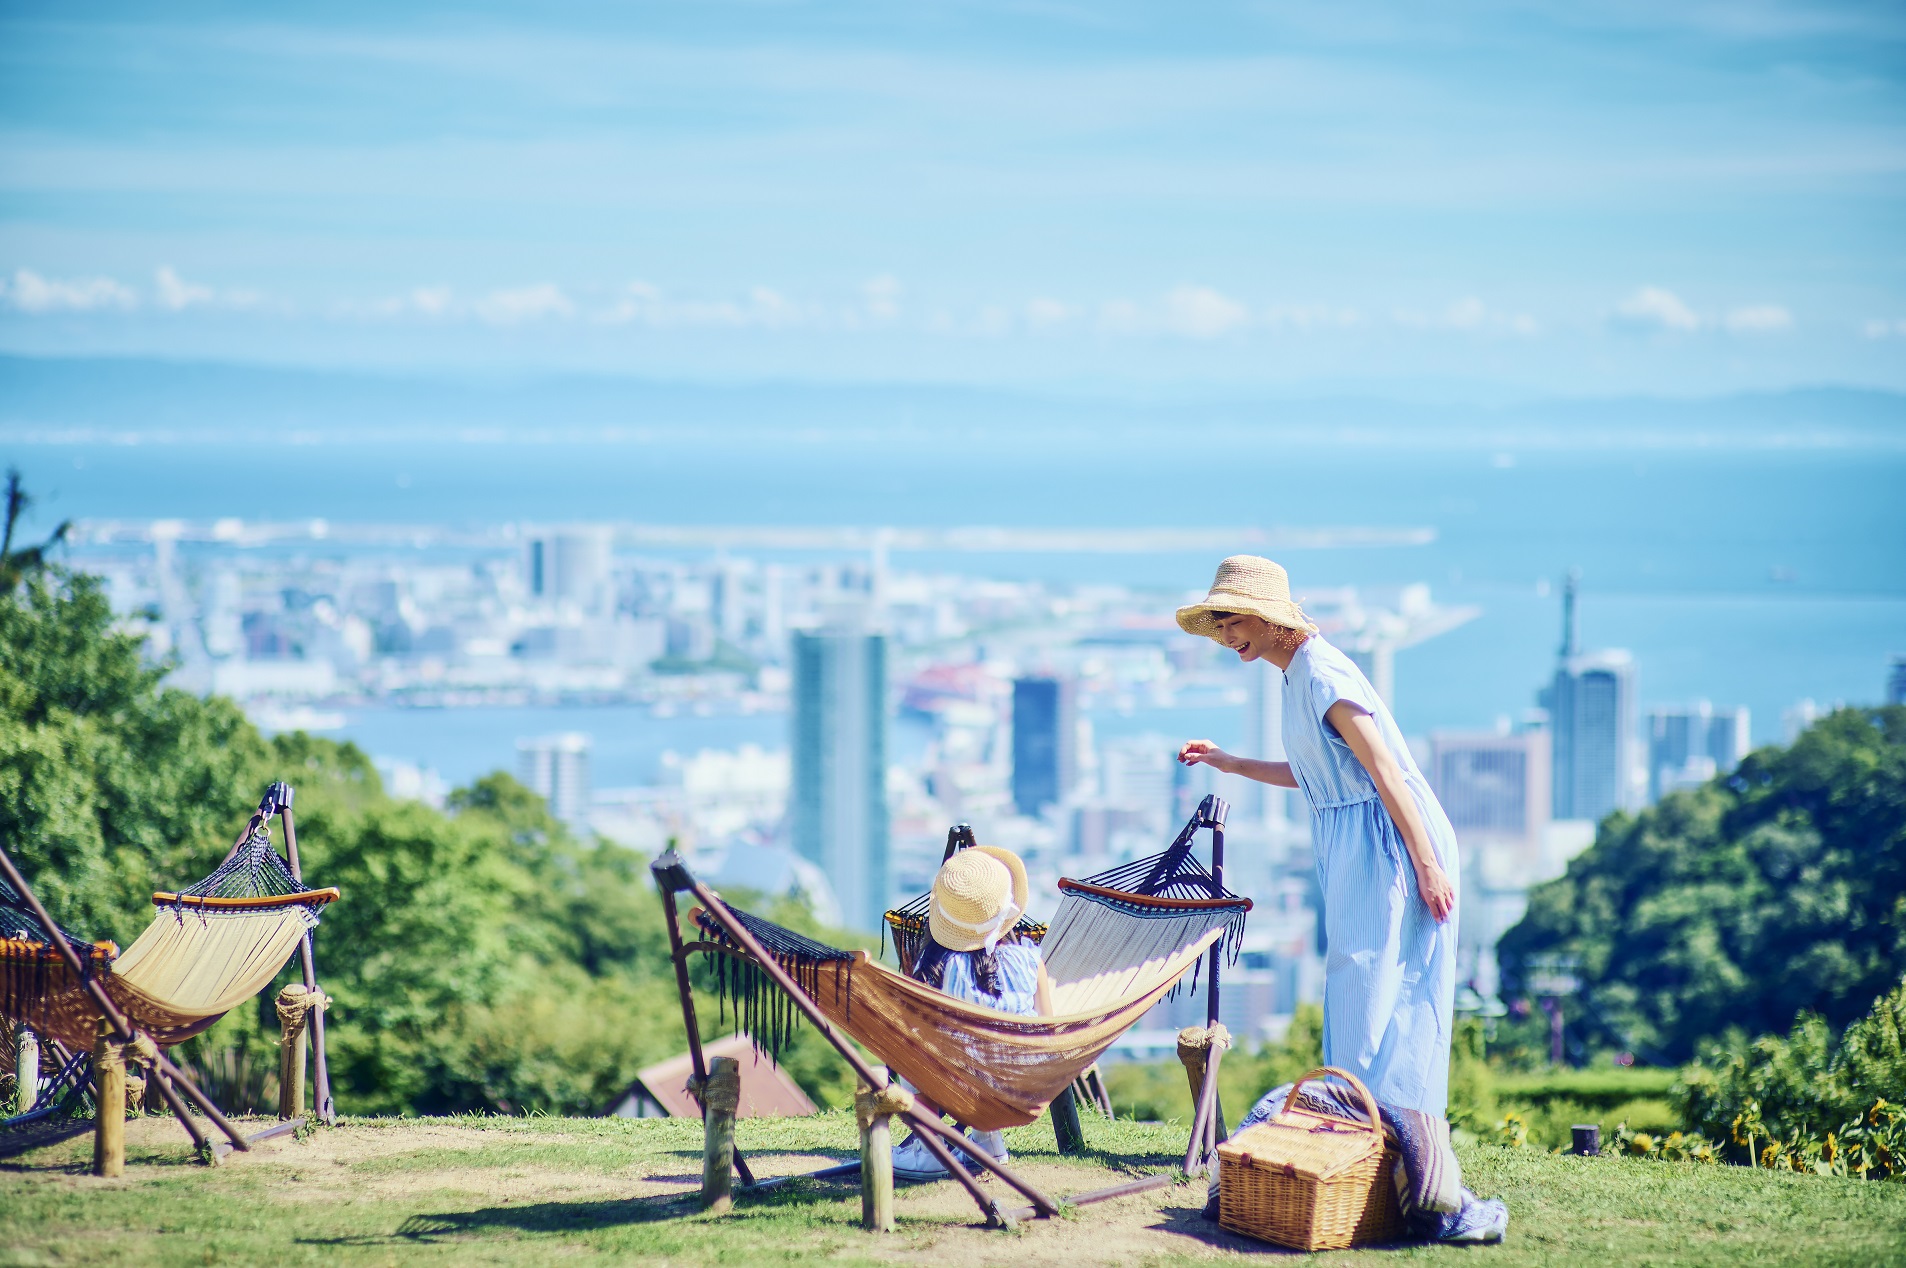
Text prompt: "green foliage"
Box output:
[[1678, 977, 1906, 1177], [1500, 706, 1906, 1063], [0, 566, 850, 1117]]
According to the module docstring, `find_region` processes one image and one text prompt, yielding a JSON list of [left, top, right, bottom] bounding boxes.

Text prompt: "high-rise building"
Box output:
[[1430, 725, 1553, 1004], [517, 732, 592, 828], [1889, 656, 1906, 707], [1646, 702, 1751, 801], [1430, 729, 1551, 847], [525, 527, 613, 614], [791, 628, 889, 932], [1244, 661, 1290, 826], [1011, 676, 1076, 817], [1539, 573, 1638, 822]]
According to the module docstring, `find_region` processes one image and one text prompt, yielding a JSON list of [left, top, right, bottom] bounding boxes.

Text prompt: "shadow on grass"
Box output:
[[0, 1121, 92, 1165], [1145, 1199, 1425, 1257], [297, 1177, 864, 1246]]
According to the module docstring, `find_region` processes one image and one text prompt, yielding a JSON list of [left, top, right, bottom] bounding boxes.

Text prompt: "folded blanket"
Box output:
[[1210, 1079, 1503, 1242]]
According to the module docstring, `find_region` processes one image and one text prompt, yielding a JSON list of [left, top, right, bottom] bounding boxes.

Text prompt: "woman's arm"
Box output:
[[1177, 739, 1299, 788], [1326, 701, 1454, 922], [1035, 961, 1055, 1017]]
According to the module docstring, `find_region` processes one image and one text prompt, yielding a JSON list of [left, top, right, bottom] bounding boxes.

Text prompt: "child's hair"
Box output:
[[912, 934, 1020, 998]]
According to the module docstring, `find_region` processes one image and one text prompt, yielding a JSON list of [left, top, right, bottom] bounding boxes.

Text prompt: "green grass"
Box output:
[[3, 1110, 1903, 1266]]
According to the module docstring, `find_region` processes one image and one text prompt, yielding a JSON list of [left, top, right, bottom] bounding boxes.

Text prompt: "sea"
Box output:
[[9, 416, 1903, 790]]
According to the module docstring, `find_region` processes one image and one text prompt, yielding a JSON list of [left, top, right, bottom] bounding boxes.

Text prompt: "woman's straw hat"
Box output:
[[1176, 555, 1318, 641], [928, 846, 1030, 954]]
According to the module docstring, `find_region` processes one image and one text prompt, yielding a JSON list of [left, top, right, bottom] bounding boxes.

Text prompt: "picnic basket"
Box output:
[[1215, 1066, 1406, 1251]]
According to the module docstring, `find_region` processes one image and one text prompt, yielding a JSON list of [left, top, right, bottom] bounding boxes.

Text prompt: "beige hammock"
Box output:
[[0, 816, 338, 1053]]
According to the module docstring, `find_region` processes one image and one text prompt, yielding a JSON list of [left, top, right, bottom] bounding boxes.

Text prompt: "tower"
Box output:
[[791, 627, 889, 931]]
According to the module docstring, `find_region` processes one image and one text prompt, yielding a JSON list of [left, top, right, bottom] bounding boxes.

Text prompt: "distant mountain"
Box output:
[[1, 353, 1900, 448]]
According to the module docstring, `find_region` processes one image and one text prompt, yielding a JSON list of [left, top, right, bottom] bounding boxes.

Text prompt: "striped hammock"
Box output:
[[693, 806, 1249, 1131], [0, 822, 336, 1051]]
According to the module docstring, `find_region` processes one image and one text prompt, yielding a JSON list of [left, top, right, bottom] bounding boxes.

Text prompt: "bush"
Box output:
[[1677, 977, 1906, 1177]]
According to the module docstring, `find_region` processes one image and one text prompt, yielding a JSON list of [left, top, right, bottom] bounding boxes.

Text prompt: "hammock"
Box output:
[[0, 821, 337, 1051], [691, 804, 1250, 1131]]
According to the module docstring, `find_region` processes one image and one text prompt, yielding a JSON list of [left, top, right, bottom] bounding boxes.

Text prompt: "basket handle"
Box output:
[[1273, 1066, 1385, 1144]]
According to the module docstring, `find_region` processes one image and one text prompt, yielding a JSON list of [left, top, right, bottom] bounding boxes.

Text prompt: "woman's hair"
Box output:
[[1211, 610, 1309, 651], [912, 933, 1021, 997]]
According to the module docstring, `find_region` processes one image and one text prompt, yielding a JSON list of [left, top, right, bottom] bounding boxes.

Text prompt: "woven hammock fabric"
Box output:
[[695, 903, 1224, 1130], [0, 826, 333, 1049]]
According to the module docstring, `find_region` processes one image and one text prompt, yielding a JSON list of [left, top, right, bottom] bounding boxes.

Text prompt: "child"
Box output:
[[890, 844, 1053, 1179]]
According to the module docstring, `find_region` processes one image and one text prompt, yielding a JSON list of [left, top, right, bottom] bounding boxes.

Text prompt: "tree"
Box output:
[[1499, 707, 1906, 1063]]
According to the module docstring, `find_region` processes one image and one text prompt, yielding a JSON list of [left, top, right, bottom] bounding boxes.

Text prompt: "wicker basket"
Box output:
[[1216, 1066, 1406, 1251]]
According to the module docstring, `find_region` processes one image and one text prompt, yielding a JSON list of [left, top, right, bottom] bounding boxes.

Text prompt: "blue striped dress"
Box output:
[[1281, 636, 1461, 1116]]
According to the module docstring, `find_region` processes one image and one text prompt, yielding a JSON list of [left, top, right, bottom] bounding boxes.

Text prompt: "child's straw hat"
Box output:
[[1176, 555, 1318, 640], [928, 846, 1030, 954]]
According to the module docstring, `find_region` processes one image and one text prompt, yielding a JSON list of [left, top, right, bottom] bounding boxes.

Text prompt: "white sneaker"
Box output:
[[962, 1128, 1008, 1166], [891, 1132, 950, 1181]]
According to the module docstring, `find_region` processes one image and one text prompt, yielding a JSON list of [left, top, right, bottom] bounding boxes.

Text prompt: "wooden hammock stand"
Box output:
[[1, 783, 337, 1174], [650, 794, 1238, 1231]]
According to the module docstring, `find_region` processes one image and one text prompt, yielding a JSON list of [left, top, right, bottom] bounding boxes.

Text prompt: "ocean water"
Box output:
[[9, 431, 1903, 775]]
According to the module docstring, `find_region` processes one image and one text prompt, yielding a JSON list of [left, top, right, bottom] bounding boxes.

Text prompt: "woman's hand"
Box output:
[[1413, 858, 1454, 923], [1177, 739, 1234, 774]]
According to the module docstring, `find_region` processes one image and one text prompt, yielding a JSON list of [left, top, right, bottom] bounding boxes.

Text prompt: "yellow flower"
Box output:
[[1823, 1132, 1837, 1163], [1760, 1145, 1780, 1169], [1631, 1133, 1656, 1155]]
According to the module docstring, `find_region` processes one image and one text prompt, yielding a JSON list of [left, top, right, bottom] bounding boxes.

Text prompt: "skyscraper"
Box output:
[[1539, 572, 1638, 822], [517, 732, 592, 829], [1244, 660, 1290, 826], [525, 527, 613, 614], [791, 627, 889, 931], [1646, 702, 1751, 801], [1430, 728, 1551, 847], [1011, 676, 1076, 817], [1889, 656, 1906, 707]]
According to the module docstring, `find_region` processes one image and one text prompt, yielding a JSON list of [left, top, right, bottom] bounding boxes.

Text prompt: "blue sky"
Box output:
[[1, 1, 1902, 395]]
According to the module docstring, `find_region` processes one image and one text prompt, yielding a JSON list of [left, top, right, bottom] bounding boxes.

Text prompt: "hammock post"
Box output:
[[655, 867, 757, 1189], [854, 1084, 896, 1232], [1196, 796, 1230, 1166], [276, 791, 335, 1126], [699, 1055, 742, 1213], [13, 1024, 38, 1113], [91, 1019, 125, 1178], [276, 984, 313, 1120], [1050, 1085, 1087, 1155]]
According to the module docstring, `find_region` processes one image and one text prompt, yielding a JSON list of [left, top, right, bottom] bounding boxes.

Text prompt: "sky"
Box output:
[[1, 1, 1902, 396]]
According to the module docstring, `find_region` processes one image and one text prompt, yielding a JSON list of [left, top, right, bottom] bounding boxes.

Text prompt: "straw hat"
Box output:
[[928, 846, 1030, 954], [1176, 555, 1318, 641]]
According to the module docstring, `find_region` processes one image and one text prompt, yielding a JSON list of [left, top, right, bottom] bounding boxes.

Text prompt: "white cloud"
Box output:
[[1864, 318, 1906, 339], [1262, 304, 1364, 330], [154, 266, 215, 311], [474, 283, 574, 324], [861, 274, 901, 322], [1023, 297, 1073, 330], [1097, 297, 1144, 334], [1391, 296, 1539, 335], [1163, 285, 1249, 338], [599, 280, 820, 329], [1723, 304, 1794, 334], [1613, 286, 1700, 333], [3, 268, 138, 313]]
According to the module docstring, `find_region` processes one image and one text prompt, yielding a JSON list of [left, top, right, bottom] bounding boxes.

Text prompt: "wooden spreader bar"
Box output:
[[151, 887, 340, 910]]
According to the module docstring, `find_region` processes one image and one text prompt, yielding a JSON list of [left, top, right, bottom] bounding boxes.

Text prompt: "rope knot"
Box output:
[[854, 1081, 915, 1130], [276, 984, 325, 1038]]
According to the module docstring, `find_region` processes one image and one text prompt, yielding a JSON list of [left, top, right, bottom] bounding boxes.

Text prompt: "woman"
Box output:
[[1176, 555, 1505, 1242], [889, 844, 1054, 1180]]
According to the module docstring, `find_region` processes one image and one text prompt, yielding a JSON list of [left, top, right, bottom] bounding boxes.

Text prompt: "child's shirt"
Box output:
[[937, 943, 1043, 1016]]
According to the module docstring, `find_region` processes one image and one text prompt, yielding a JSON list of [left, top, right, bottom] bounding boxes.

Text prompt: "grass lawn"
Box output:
[[3, 1110, 1903, 1267]]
